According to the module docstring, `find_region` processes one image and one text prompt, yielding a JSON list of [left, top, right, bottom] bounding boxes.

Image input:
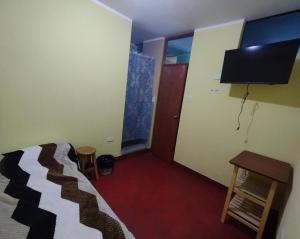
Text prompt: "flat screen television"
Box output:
[[220, 39, 300, 84]]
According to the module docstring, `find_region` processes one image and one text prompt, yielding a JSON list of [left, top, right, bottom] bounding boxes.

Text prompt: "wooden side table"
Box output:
[[76, 146, 99, 180], [221, 151, 292, 239]]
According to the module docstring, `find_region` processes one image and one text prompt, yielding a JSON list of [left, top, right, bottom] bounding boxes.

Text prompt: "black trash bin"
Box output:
[[97, 155, 115, 175]]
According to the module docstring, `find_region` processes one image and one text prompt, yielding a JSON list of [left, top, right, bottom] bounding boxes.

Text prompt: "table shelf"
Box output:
[[233, 172, 272, 207], [229, 195, 263, 230], [221, 151, 292, 239]]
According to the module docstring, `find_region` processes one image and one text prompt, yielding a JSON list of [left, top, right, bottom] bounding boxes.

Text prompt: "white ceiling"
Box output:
[[96, 0, 300, 43]]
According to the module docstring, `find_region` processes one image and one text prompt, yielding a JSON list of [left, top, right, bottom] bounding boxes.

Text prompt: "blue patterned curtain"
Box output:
[[122, 52, 155, 143]]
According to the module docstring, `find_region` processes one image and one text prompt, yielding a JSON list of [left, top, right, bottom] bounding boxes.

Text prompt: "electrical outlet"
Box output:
[[186, 95, 193, 102], [280, 228, 285, 239], [213, 73, 221, 80], [210, 89, 220, 93], [106, 137, 114, 144]]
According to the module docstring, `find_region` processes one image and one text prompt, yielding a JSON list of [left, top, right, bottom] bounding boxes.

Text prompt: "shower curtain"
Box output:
[[122, 50, 155, 144]]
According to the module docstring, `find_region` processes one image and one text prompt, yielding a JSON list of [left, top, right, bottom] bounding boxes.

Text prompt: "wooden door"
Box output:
[[151, 64, 188, 162]]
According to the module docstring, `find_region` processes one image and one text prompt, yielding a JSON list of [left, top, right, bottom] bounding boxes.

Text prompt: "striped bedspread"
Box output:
[[0, 143, 134, 239]]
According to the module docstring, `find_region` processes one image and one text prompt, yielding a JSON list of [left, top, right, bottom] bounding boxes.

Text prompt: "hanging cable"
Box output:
[[236, 84, 250, 131], [244, 102, 259, 143]]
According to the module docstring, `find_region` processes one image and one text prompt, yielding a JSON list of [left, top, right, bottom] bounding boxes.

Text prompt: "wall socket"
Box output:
[[106, 137, 114, 144], [279, 228, 285, 239]]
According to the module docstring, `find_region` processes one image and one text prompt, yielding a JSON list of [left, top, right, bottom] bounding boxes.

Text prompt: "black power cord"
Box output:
[[236, 84, 250, 131]]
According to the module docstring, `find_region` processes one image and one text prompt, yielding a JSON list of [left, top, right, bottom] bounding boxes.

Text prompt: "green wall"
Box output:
[[0, 0, 132, 155]]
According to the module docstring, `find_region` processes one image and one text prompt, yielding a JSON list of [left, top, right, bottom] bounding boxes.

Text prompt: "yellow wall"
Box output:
[[0, 0, 132, 155], [174, 21, 300, 186], [230, 58, 300, 108], [276, 157, 300, 239], [142, 38, 165, 147]]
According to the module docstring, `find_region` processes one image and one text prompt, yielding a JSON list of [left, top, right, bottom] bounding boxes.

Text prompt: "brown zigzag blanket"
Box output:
[[0, 143, 134, 239]]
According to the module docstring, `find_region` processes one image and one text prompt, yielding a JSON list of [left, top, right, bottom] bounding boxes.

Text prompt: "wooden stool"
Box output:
[[76, 146, 99, 180]]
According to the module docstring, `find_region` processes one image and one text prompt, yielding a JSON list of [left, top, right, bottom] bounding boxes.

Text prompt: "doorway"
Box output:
[[151, 34, 193, 162], [121, 44, 155, 155]]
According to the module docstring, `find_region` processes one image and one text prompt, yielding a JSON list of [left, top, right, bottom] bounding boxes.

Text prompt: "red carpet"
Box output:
[[92, 151, 255, 239]]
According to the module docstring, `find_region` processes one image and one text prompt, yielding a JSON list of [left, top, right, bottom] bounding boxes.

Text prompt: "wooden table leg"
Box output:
[[92, 153, 99, 180], [256, 180, 278, 239], [221, 166, 239, 223], [80, 156, 86, 173]]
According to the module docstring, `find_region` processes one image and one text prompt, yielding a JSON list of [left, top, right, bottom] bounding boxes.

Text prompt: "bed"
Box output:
[[0, 142, 134, 239]]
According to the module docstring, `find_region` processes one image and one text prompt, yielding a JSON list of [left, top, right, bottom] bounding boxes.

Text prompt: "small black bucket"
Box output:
[[97, 155, 115, 175]]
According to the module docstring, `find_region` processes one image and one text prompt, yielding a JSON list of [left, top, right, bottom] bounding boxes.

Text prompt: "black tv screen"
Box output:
[[220, 39, 299, 84]]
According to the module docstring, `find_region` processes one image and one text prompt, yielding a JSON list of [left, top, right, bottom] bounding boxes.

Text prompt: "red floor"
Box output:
[[92, 151, 255, 239]]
